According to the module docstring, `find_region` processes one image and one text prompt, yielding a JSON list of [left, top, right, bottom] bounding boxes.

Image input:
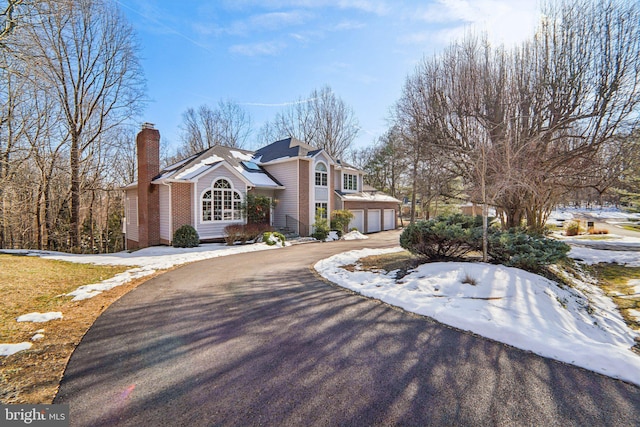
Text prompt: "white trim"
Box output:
[[168, 183, 173, 239], [199, 177, 244, 224], [342, 171, 359, 193]]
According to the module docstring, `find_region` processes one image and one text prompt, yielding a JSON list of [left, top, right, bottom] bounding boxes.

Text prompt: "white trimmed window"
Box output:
[[202, 190, 212, 221], [202, 179, 243, 222], [315, 202, 328, 219], [315, 162, 328, 187], [343, 173, 358, 191]]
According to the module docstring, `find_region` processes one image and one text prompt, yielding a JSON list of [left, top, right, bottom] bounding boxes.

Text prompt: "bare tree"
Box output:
[[27, 0, 146, 249], [393, 0, 640, 232], [177, 99, 252, 158], [270, 86, 359, 158]]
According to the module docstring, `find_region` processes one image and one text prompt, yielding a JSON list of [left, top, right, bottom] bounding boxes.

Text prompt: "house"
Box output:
[[123, 123, 400, 248]]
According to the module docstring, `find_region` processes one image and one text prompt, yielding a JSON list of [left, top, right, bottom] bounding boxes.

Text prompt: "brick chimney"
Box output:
[[136, 123, 160, 248]]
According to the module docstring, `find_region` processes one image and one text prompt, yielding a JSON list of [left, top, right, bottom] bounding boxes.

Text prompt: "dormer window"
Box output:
[[315, 162, 328, 187], [343, 173, 358, 191]]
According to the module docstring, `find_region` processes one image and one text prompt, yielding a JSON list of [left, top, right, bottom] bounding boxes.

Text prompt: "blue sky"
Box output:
[[117, 0, 541, 153]]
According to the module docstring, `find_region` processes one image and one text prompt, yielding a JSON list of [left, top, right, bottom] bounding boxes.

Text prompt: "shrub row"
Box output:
[[224, 223, 273, 245], [400, 214, 570, 273]]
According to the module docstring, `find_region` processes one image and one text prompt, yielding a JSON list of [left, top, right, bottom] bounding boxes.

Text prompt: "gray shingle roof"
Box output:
[[153, 145, 283, 188], [253, 137, 318, 163]]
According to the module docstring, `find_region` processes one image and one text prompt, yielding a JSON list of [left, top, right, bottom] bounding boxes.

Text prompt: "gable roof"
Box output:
[[153, 145, 284, 189], [254, 137, 325, 163]]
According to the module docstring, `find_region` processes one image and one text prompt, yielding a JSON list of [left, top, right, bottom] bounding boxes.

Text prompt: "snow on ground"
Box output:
[[569, 246, 640, 267], [552, 206, 640, 220], [342, 230, 368, 241], [16, 312, 63, 323], [0, 342, 33, 357], [4, 241, 284, 269], [315, 247, 640, 386]]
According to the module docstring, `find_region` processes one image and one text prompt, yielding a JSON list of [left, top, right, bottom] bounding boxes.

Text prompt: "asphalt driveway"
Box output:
[[55, 230, 640, 426]]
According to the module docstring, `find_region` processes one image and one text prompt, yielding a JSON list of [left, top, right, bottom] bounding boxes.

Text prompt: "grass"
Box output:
[[566, 262, 640, 333], [341, 250, 421, 279], [621, 224, 640, 232], [573, 235, 616, 241], [0, 254, 161, 404], [0, 255, 129, 342]]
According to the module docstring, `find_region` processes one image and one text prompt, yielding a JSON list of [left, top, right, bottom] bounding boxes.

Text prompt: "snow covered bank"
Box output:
[[315, 247, 640, 386]]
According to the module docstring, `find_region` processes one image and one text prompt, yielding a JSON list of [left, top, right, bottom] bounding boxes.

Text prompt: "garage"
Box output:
[[367, 209, 381, 233], [383, 209, 395, 230], [348, 209, 364, 233]]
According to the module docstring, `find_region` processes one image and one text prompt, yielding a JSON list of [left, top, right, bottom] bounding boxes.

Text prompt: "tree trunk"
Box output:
[[70, 137, 80, 250]]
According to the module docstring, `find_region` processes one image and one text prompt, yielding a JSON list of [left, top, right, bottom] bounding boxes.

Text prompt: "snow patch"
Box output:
[[174, 155, 224, 180], [325, 231, 340, 242], [315, 247, 640, 386], [0, 342, 32, 356], [16, 312, 63, 323], [569, 247, 640, 267], [342, 230, 368, 240]]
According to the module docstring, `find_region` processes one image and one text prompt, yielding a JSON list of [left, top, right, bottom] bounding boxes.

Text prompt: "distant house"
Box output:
[[124, 123, 400, 248]]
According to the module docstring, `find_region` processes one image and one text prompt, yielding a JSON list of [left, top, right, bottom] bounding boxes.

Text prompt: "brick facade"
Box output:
[[136, 125, 161, 248], [172, 183, 192, 236]]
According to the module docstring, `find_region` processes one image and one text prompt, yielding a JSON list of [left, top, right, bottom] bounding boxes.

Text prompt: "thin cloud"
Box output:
[[241, 97, 319, 107], [114, 0, 217, 55], [220, 0, 390, 16], [229, 41, 286, 56], [409, 0, 541, 46]]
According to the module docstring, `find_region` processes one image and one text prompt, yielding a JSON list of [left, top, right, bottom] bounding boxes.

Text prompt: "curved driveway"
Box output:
[[55, 231, 640, 426]]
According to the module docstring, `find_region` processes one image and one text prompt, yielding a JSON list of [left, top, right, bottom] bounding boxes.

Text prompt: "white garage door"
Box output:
[[367, 209, 381, 233], [349, 210, 364, 233], [383, 209, 395, 230]]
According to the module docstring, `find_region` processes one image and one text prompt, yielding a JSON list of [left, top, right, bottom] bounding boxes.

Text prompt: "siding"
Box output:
[[125, 190, 138, 243], [263, 160, 299, 232], [195, 165, 247, 240], [159, 184, 171, 243]]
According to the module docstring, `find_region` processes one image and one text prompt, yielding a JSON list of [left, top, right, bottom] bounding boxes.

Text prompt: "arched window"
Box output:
[[202, 190, 212, 221], [315, 162, 327, 187], [202, 179, 243, 222]]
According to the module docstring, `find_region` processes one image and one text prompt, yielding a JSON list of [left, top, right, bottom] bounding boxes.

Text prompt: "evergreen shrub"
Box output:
[[263, 231, 286, 246], [399, 214, 483, 259], [488, 228, 570, 273], [173, 225, 200, 248]]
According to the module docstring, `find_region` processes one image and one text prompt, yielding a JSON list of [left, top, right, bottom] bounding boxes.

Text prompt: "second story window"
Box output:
[[315, 162, 328, 187], [343, 173, 358, 191]]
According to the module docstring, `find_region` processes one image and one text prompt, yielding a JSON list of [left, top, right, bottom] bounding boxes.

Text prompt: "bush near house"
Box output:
[[244, 194, 272, 225], [173, 225, 200, 248], [312, 209, 330, 241], [263, 231, 286, 246], [223, 224, 244, 246], [330, 209, 354, 236], [224, 223, 273, 245]]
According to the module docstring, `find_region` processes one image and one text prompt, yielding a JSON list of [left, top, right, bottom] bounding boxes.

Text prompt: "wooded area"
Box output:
[[356, 0, 640, 230], [0, 0, 144, 252], [1, 0, 638, 253]]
